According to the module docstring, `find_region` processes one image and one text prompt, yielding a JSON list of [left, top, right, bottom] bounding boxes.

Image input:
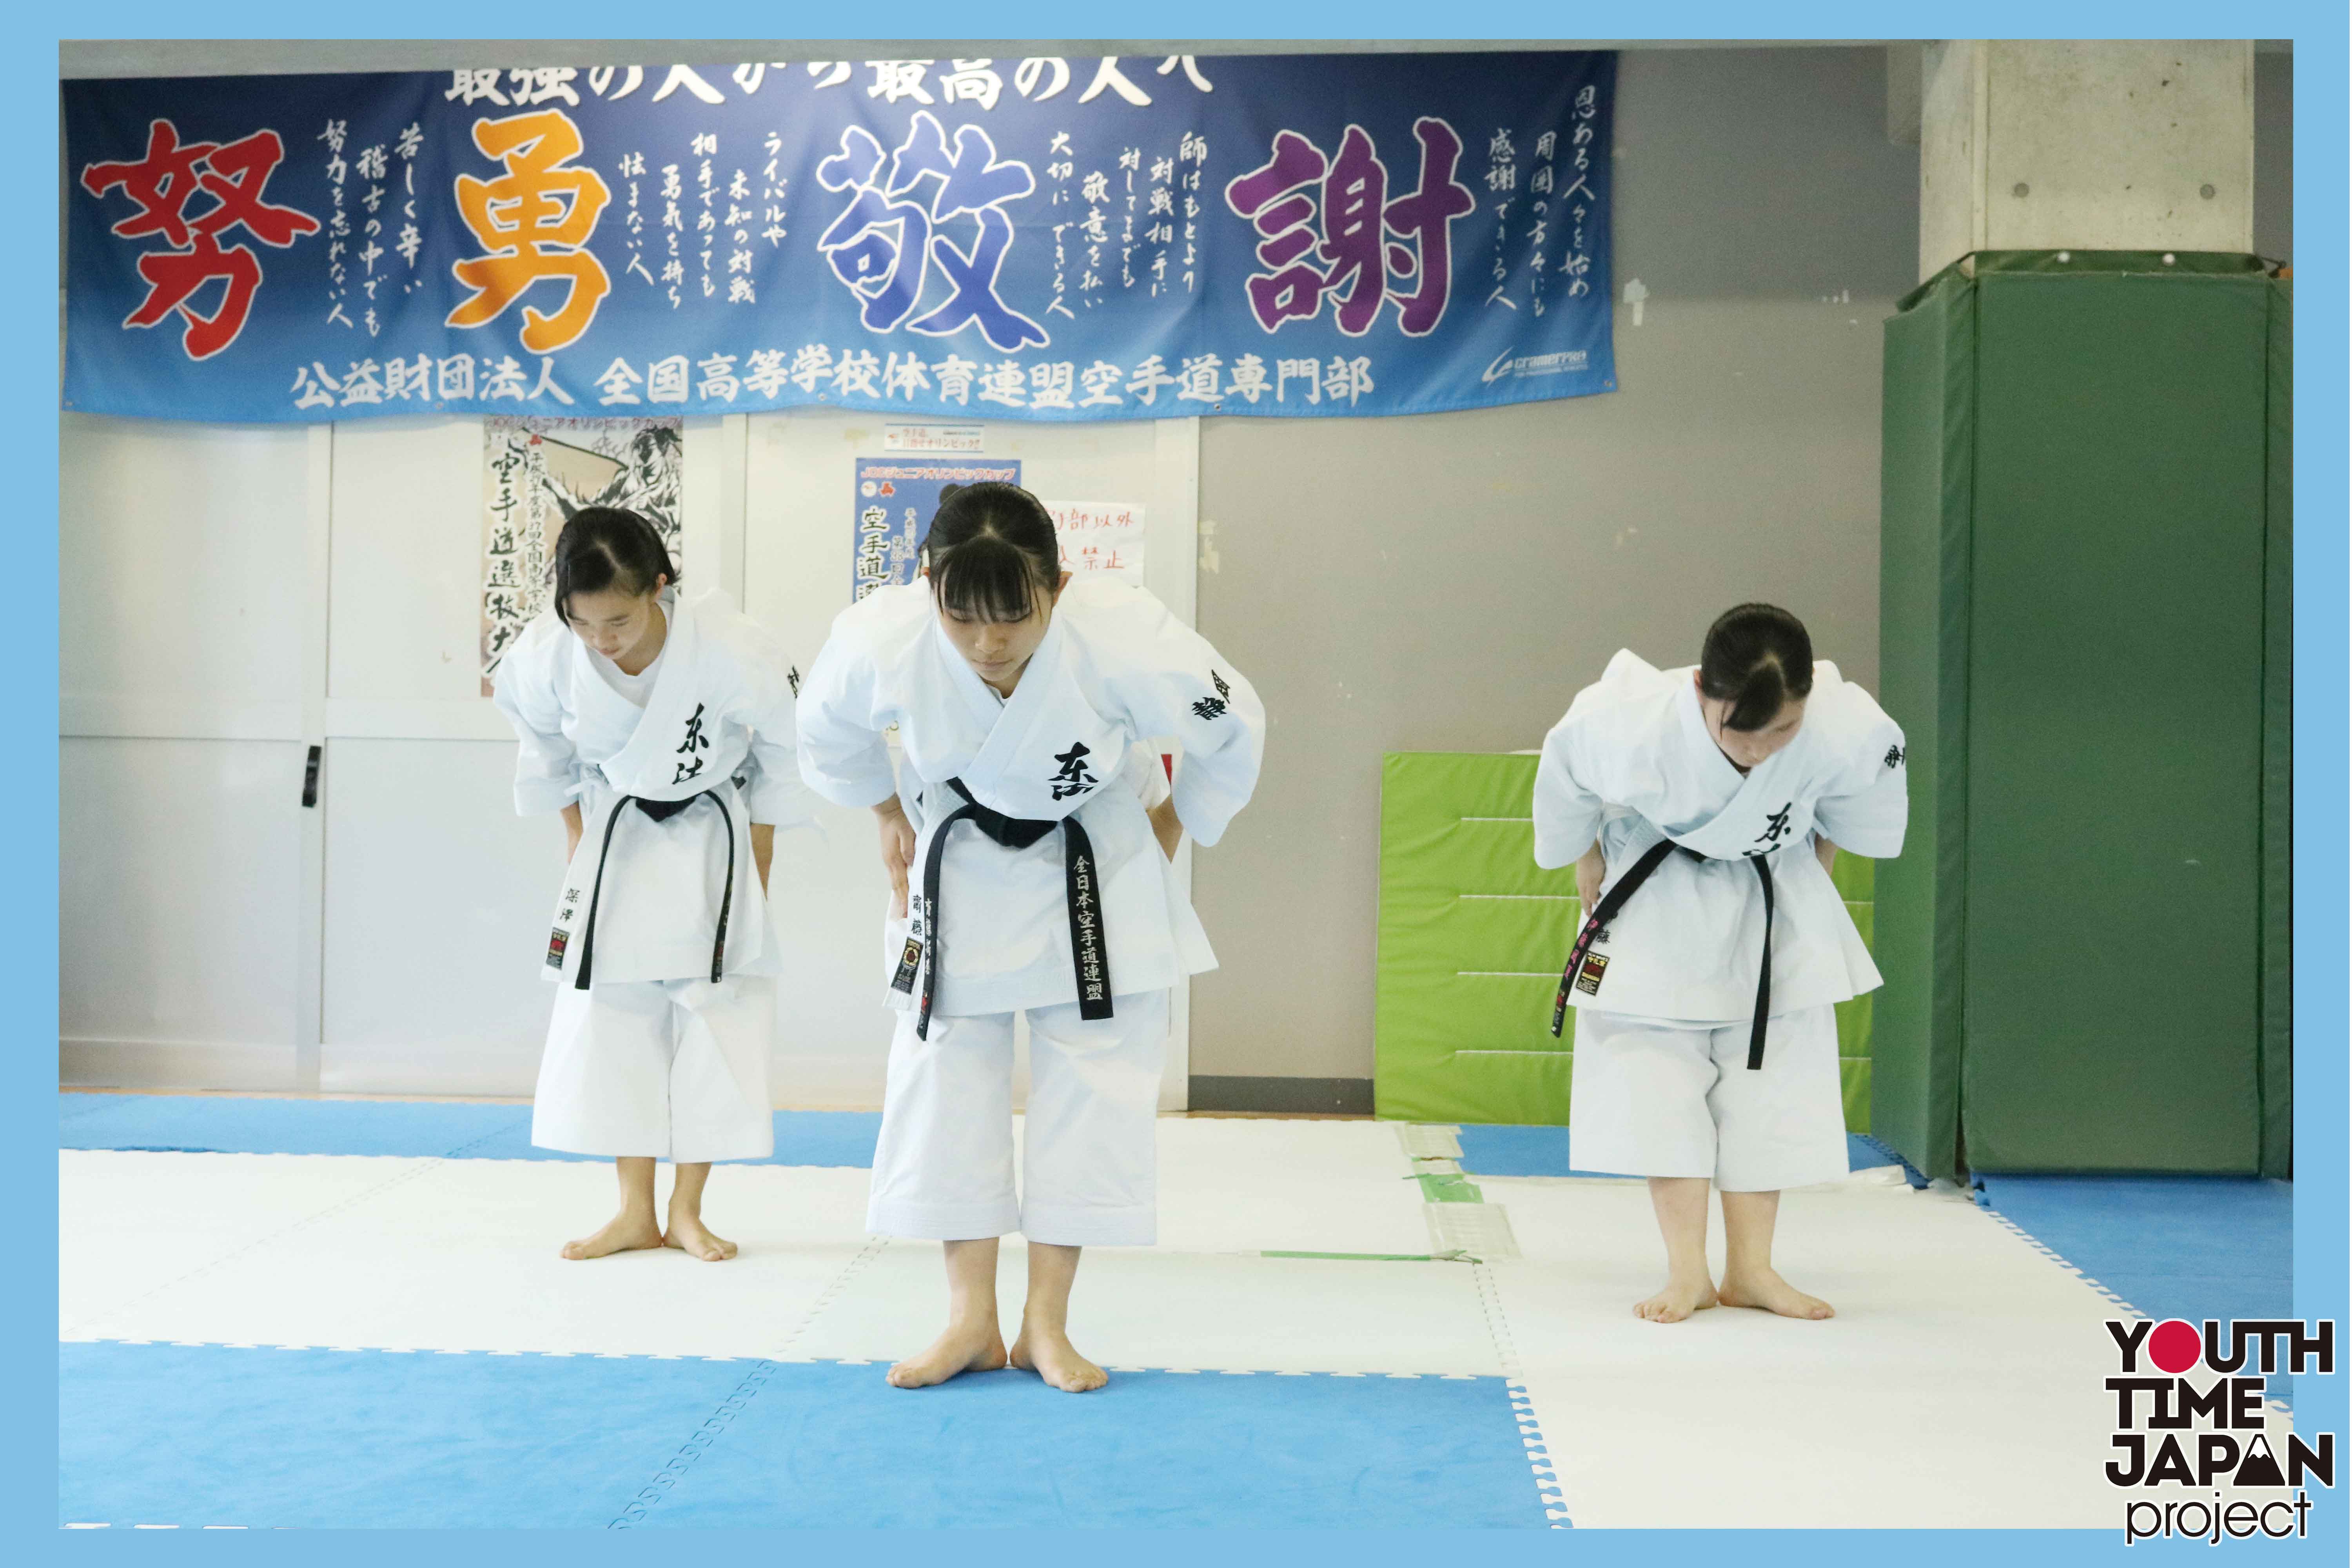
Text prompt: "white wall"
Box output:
[[60, 407, 1198, 1111], [60, 416, 313, 1088]]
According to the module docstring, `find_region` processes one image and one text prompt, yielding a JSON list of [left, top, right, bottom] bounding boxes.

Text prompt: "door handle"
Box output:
[[301, 744, 323, 808]]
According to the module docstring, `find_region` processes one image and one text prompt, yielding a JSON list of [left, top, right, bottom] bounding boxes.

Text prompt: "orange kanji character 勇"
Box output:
[[447, 109, 613, 354]]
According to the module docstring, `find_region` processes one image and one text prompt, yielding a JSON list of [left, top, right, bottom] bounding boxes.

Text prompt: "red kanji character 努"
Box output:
[[82, 120, 322, 360], [81, 119, 216, 246]]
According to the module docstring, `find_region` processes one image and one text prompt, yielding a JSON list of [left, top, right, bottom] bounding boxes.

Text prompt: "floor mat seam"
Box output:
[[1471, 1261, 1568, 1528], [607, 1232, 892, 1528]]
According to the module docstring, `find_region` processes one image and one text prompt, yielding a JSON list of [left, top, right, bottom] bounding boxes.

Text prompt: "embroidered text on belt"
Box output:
[[572, 789, 737, 990], [1550, 839, 1779, 1069], [891, 779, 1112, 1040]]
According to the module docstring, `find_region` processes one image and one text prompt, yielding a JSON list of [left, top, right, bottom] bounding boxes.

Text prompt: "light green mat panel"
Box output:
[[1375, 751, 1878, 1130]]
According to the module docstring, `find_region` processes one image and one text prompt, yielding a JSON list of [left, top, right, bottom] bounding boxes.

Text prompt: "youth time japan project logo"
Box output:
[[2105, 1318, 2335, 1544]]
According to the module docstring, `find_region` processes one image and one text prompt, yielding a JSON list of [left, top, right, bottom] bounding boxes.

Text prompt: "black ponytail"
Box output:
[[922, 481, 1062, 623], [554, 506, 676, 619], [1699, 603, 1814, 732]]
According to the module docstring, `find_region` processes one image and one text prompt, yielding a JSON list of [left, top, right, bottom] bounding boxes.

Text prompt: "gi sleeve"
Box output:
[[725, 614, 821, 829], [490, 618, 584, 817], [1099, 590, 1265, 848], [1120, 739, 1174, 812], [1532, 709, 1606, 870], [795, 609, 900, 810], [1812, 713, 1910, 859]]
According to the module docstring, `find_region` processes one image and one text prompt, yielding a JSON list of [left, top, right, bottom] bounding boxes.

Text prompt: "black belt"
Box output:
[[1550, 838, 1778, 1070], [572, 788, 737, 991], [892, 778, 1111, 1040]]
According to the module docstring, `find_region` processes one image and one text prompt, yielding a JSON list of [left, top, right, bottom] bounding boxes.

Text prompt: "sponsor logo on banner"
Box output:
[[2103, 1317, 2335, 1543], [1482, 347, 1590, 384]]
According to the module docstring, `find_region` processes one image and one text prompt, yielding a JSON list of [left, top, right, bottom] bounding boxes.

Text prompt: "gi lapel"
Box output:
[[595, 593, 716, 800], [960, 611, 1121, 822], [1666, 677, 1816, 860]]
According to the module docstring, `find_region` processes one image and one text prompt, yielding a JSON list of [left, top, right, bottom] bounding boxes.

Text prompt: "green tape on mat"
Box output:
[[1416, 1172, 1485, 1204], [1259, 1251, 1458, 1263]]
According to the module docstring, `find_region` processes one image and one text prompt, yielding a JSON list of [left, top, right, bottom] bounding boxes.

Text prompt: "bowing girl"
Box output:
[[492, 507, 811, 1263], [1533, 603, 1909, 1323], [797, 482, 1265, 1392]]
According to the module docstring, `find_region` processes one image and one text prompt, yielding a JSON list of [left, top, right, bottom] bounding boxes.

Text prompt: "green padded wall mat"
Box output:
[[1375, 752, 1880, 1130], [2259, 278, 2293, 1179], [1872, 266, 1974, 1181], [1962, 264, 2272, 1172]]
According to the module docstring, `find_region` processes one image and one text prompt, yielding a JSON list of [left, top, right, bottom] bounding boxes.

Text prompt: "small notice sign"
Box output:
[[884, 424, 985, 454], [1044, 501, 1147, 585]]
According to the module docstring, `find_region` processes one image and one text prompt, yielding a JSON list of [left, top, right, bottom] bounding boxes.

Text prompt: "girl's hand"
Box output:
[[1149, 797, 1183, 861], [1815, 833, 1839, 878], [751, 823, 775, 894], [1575, 842, 1606, 919], [561, 802, 584, 865], [876, 799, 916, 918]]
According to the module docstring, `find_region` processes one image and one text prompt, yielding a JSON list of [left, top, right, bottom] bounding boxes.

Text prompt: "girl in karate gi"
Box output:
[[797, 482, 1264, 1392], [1534, 604, 1907, 1324], [493, 507, 810, 1263]]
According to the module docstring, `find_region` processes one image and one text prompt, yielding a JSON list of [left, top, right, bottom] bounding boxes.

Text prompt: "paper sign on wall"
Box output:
[[1042, 501, 1147, 585], [885, 424, 986, 454], [482, 417, 682, 695]]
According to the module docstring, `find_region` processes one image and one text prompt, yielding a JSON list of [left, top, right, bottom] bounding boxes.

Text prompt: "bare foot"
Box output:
[[887, 1319, 1009, 1389], [1719, 1267, 1835, 1320], [662, 1210, 739, 1262], [1633, 1274, 1720, 1323], [560, 1209, 664, 1261], [1009, 1320, 1109, 1392]]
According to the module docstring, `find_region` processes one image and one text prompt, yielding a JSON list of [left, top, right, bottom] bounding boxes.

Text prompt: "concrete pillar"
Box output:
[[1918, 40, 2255, 281]]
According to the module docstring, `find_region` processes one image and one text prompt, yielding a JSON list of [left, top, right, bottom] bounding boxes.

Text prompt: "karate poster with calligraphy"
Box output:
[[853, 457, 1021, 603], [64, 52, 1615, 427], [482, 417, 682, 692]]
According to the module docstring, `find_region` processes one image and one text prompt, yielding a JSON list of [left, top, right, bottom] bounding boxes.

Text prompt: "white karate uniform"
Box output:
[[797, 577, 1265, 1245], [1533, 651, 1908, 1190], [492, 587, 814, 1163]]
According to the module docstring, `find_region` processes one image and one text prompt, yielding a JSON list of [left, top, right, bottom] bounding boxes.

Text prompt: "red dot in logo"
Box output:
[[2148, 1319, 2203, 1375]]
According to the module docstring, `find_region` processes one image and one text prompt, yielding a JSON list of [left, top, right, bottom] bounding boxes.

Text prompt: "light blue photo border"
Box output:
[[16, 4, 2344, 1563]]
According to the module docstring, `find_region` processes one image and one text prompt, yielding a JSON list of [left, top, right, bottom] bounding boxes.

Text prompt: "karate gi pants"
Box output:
[[532, 975, 776, 1163], [867, 989, 1168, 1247], [1567, 1004, 1848, 1191]]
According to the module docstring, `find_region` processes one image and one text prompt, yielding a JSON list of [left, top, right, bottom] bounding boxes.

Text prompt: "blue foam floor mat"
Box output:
[[60, 1342, 1550, 1529], [1972, 1174, 2292, 1325], [1974, 1175, 2295, 1405], [59, 1093, 880, 1168], [1454, 1124, 1890, 1180]]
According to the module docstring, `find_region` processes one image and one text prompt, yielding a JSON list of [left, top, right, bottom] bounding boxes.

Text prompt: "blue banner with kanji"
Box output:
[[64, 52, 1614, 424]]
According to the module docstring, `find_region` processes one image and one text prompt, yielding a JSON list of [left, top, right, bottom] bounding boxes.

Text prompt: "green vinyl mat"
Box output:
[[1374, 751, 1876, 1129]]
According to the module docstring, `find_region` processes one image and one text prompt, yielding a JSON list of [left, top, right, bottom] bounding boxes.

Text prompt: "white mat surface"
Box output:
[[60, 1119, 2270, 1528], [1490, 1176, 2294, 1528], [63, 1152, 878, 1358], [791, 1242, 1502, 1374], [1149, 1116, 1433, 1256]]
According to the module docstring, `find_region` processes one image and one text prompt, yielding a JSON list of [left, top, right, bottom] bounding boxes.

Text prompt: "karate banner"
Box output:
[[64, 52, 1615, 426]]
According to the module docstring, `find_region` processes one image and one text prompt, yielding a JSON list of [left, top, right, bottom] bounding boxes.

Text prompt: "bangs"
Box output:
[[931, 534, 1044, 623], [1723, 662, 1790, 733]]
